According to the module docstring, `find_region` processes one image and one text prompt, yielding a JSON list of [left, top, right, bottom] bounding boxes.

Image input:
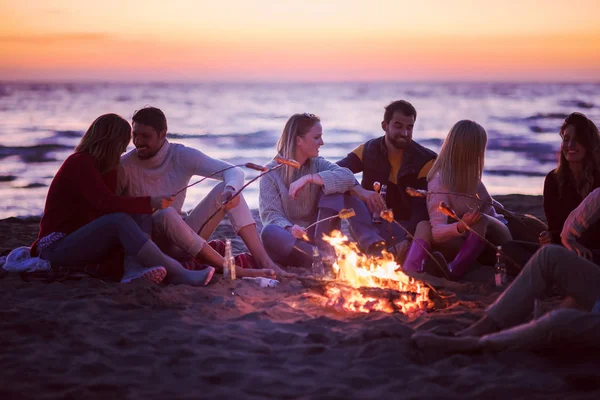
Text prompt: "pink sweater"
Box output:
[[427, 172, 504, 244]]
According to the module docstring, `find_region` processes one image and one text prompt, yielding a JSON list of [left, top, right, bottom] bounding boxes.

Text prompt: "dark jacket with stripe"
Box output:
[[337, 137, 436, 231]]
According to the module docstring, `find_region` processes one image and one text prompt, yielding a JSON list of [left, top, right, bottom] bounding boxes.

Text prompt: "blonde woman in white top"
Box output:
[[423, 120, 511, 279]]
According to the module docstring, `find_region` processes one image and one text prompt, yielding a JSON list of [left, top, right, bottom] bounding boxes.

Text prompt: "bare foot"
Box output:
[[456, 315, 500, 337], [412, 332, 481, 352], [236, 267, 275, 279]]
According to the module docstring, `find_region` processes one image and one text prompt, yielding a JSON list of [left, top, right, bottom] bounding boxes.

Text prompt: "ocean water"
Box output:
[[0, 82, 599, 219]]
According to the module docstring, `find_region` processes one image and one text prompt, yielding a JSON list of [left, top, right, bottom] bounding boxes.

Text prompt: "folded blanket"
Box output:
[[3, 246, 51, 272]]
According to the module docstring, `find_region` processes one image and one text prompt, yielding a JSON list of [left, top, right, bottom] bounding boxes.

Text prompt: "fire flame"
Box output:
[[322, 231, 432, 315]]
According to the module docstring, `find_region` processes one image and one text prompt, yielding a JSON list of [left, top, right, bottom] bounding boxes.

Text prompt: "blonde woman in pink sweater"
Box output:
[[421, 120, 512, 279]]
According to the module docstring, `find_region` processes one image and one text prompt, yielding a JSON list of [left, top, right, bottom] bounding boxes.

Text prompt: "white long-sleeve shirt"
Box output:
[[561, 187, 600, 244], [427, 172, 504, 244], [117, 140, 244, 213]]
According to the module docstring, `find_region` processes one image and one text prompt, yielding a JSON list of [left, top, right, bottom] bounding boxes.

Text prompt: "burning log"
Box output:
[[321, 230, 432, 314]]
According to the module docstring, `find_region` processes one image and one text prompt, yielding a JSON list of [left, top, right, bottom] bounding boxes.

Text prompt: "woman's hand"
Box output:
[[538, 231, 552, 246], [221, 185, 240, 210], [563, 237, 593, 261], [289, 175, 313, 200], [287, 224, 309, 240], [457, 209, 481, 233], [151, 195, 174, 210]]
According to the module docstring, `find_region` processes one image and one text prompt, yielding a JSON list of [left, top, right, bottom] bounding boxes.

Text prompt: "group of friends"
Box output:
[[30, 100, 600, 350]]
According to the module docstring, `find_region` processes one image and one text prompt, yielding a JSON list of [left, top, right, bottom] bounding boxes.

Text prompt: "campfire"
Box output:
[[321, 231, 432, 315]]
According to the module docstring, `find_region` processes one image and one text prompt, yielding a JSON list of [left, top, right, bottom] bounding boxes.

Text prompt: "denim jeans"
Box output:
[[40, 213, 149, 267], [260, 193, 383, 267]]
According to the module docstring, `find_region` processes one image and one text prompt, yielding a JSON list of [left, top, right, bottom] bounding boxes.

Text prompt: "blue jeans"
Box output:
[[40, 213, 150, 267], [261, 193, 383, 267]]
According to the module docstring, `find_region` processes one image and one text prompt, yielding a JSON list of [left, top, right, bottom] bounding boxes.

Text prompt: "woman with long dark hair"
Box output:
[[503, 112, 600, 269]]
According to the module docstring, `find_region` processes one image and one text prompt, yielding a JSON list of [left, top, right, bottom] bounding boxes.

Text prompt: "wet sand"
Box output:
[[2, 194, 600, 399]]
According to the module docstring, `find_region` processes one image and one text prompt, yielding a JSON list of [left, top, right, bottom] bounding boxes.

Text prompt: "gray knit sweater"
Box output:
[[259, 157, 356, 228]]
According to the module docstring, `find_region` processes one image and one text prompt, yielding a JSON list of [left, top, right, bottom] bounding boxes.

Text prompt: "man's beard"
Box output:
[[388, 135, 410, 150]]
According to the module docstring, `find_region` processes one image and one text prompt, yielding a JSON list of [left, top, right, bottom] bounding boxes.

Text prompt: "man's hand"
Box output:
[[538, 231, 552, 246], [221, 186, 240, 210], [289, 175, 312, 200], [563, 237, 593, 261], [151, 195, 174, 210], [287, 224, 309, 240], [352, 185, 385, 213], [457, 209, 481, 233]]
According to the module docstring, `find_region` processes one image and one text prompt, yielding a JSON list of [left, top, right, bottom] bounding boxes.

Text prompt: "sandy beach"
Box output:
[[2, 194, 600, 399]]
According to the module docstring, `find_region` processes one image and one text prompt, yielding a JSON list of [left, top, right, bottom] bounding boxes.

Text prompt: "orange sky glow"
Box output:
[[1, 0, 599, 82]]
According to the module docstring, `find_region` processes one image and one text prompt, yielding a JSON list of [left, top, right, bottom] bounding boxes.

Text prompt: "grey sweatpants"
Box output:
[[483, 245, 600, 350]]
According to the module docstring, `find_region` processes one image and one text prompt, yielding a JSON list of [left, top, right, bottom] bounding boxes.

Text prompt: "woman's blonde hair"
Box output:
[[428, 120, 488, 194], [276, 113, 321, 203], [75, 114, 131, 173]]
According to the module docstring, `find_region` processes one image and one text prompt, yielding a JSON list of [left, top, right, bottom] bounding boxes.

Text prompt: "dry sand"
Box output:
[[2, 195, 600, 399]]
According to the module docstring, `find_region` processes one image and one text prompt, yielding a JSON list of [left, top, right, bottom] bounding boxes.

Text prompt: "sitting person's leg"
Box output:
[[413, 308, 600, 353], [41, 213, 214, 286], [478, 214, 512, 265], [460, 245, 600, 336], [402, 221, 434, 272], [260, 224, 313, 267], [480, 308, 600, 351], [435, 217, 487, 280], [152, 183, 278, 277], [316, 193, 384, 254]]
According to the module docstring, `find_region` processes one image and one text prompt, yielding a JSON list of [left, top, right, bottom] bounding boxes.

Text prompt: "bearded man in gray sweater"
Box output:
[[117, 107, 287, 278]]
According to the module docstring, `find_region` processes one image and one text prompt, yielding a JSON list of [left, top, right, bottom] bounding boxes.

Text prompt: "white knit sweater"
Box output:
[[117, 140, 244, 213], [259, 157, 356, 229]]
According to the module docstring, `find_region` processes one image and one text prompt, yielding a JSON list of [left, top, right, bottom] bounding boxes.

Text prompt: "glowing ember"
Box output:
[[322, 231, 432, 314]]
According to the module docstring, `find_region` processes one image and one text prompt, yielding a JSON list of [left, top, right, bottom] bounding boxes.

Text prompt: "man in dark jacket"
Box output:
[[337, 100, 436, 246]]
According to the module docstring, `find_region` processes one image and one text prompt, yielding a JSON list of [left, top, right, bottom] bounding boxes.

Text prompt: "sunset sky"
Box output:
[[1, 0, 599, 82]]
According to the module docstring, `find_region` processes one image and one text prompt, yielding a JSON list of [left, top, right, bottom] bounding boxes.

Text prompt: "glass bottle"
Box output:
[[223, 239, 236, 280], [372, 184, 388, 223], [311, 246, 324, 277], [494, 246, 506, 288]]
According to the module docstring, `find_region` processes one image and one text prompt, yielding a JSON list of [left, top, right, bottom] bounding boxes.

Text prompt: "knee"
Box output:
[[318, 193, 344, 210], [414, 220, 432, 241], [104, 212, 134, 225], [526, 244, 561, 272], [260, 224, 282, 245], [152, 207, 179, 226]]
